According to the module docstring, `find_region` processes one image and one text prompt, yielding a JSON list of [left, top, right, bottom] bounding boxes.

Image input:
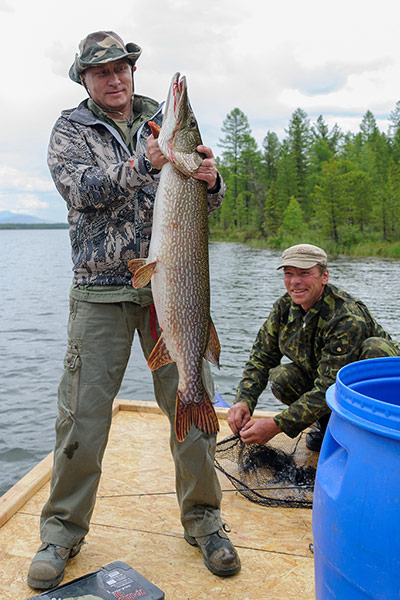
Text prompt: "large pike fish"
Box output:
[[128, 73, 220, 442]]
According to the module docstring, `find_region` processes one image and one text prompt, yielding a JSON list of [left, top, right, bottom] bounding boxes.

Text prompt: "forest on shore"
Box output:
[[210, 102, 400, 258], [5, 103, 400, 260]]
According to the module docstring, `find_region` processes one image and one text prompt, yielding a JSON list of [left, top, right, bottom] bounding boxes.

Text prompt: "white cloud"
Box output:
[[279, 61, 400, 131], [0, 166, 54, 193], [0, 165, 55, 216], [0, 0, 13, 11], [0, 192, 48, 212]]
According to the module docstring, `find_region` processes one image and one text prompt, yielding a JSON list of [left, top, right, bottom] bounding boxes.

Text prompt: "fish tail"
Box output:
[[175, 392, 219, 442]]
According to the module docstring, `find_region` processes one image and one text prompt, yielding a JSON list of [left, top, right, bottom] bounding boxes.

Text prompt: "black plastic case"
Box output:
[[26, 561, 165, 599]]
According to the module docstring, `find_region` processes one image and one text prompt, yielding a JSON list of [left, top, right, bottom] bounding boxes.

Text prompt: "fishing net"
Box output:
[[214, 433, 318, 509]]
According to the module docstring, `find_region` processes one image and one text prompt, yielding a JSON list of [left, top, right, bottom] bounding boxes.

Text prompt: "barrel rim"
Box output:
[[326, 357, 400, 439]]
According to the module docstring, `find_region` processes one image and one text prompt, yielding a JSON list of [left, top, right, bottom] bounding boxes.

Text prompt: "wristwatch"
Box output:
[[141, 154, 160, 175]]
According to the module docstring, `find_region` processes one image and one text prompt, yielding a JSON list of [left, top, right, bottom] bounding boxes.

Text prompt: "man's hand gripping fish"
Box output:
[[128, 73, 220, 442]]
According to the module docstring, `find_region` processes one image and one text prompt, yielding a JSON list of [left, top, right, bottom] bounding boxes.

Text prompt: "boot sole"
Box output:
[[27, 571, 64, 590]]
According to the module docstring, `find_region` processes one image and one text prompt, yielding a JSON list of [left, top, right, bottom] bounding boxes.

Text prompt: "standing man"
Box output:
[[228, 243, 400, 449], [27, 31, 240, 590]]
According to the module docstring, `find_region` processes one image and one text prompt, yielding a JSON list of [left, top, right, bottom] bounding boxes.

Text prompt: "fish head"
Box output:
[[159, 72, 204, 177]]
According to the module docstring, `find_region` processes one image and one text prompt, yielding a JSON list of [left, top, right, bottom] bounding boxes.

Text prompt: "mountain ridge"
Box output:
[[0, 211, 56, 224]]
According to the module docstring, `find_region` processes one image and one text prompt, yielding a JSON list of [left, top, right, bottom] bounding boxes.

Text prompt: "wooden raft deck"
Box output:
[[0, 400, 316, 599]]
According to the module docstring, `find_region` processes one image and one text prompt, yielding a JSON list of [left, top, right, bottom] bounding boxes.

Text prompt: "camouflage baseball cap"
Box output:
[[69, 31, 142, 84], [277, 243, 328, 269]]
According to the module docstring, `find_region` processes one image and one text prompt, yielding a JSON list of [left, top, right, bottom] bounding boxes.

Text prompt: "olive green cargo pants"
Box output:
[[40, 298, 222, 548]]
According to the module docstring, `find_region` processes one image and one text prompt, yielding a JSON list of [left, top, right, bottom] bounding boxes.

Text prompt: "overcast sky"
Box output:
[[2, 0, 400, 222]]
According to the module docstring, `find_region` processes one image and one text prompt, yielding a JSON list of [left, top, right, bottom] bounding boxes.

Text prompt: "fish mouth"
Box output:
[[159, 72, 203, 176], [165, 72, 185, 117], [162, 72, 187, 140]]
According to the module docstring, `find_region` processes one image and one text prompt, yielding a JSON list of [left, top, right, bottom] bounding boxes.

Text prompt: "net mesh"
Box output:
[[214, 432, 318, 509]]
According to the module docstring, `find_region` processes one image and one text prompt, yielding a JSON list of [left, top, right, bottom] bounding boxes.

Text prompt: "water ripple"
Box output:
[[1, 231, 400, 495]]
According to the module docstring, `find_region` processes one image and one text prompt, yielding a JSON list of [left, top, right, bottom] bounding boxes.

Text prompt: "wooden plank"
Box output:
[[0, 407, 315, 600], [114, 398, 164, 414], [115, 398, 278, 420], [0, 453, 54, 528], [0, 400, 280, 529]]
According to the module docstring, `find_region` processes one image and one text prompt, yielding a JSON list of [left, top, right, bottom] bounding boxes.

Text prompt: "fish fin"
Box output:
[[204, 318, 221, 369], [128, 258, 147, 275], [148, 121, 161, 138], [147, 334, 174, 371], [175, 392, 220, 442], [131, 261, 157, 289]]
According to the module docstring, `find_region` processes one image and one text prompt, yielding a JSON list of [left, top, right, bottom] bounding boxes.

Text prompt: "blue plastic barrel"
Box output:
[[313, 356, 400, 599]]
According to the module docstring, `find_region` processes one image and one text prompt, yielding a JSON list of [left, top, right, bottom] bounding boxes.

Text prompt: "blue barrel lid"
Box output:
[[326, 357, 400, 440]]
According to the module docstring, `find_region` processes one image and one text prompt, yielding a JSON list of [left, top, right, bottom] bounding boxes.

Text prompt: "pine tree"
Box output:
[[389, 101, 400, 162], [286, 108, 312, 215], [218, 108, 252, 226], [275, 139, 298, 212], [383, 159, 400, 240], [263, 181, 282, 238], [262, 131, 281, 183], [313, 158, 346, 243], [307, 116, 342, 200], [279, 196, 307, 244], [240, 134, 264, 230], [211, 98, 400, 249], [360, 110, 379, 143], [342, 169, 373, 233]]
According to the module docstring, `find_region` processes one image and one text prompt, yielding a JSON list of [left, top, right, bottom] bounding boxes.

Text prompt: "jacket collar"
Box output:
[[64, 96, 163, 154], [286, 284, 329, 325]]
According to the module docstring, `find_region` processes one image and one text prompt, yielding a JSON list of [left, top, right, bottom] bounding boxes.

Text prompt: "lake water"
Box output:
[[1, 229, 400, 496]]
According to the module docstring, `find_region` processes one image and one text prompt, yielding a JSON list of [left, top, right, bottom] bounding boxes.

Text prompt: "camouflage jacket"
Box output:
[[48, 95, 224, 286], [235, 283, 396, 437]]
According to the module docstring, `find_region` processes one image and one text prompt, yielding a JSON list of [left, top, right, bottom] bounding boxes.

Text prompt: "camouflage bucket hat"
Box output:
[[69, 31, 142, 84]]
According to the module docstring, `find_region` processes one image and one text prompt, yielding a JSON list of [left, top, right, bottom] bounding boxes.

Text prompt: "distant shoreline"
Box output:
[[0, 223, 68, 230]]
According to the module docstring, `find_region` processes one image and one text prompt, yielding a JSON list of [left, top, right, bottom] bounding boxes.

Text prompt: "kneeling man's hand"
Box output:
[[239, 417, 282, 445]]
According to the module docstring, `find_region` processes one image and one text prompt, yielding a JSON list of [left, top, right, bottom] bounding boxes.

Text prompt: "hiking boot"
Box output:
[[306, 415, 330, 452], [184, 527, 241, 577], [27, 540, 84, 590], [306, 426, 324, 451]]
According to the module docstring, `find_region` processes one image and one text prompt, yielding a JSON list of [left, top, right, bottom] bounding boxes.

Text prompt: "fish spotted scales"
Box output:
[[128, 73, 220, 442]]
